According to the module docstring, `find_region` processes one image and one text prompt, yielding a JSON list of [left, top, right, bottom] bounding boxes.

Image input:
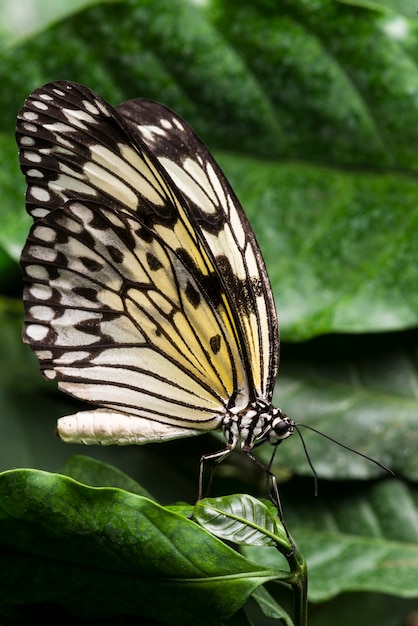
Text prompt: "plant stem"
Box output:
[[285, 540, 308, 626]]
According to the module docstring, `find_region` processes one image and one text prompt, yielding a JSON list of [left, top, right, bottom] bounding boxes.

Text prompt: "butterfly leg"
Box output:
[[198, 447, 232, 501], [244, 449, 295, 555]]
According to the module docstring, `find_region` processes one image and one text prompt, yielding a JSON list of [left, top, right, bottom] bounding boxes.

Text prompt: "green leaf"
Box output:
[[251, 586, 295, 626], [1, 0, 418, 336], [271, 330, 418, 481], [244, 479, 418, 602], [194, 494, 291, 551], [60, 454, 155, 497], [0, 468, 280, 625], [194, 495, 308, 625], [0, 0, 115, 51], [221, 157, 418, 339]]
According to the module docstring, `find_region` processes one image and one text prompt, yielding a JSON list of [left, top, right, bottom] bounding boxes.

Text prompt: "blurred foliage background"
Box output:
[[0, 0, 418, 624]]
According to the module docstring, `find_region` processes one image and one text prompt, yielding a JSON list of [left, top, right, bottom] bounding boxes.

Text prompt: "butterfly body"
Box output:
[[16, 81, 293, 456], [57, 401, 293, 450]]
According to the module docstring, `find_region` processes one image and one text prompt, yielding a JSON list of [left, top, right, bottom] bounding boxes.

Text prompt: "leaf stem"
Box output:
[[282, 540, 308, 626]]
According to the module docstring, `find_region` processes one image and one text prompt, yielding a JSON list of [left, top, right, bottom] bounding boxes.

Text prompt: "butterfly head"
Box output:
[[226, 400, 294, 451], [269, 410, 294, 444], [257, 406, 294, 447]]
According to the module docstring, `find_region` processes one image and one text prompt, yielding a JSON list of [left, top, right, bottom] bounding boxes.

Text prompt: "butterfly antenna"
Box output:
[[297, 423, 395, 476], [293, 424, 319, 496]]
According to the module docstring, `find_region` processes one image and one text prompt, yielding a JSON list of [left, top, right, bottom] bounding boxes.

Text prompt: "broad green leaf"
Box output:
[[0, 0, 417, 336], [194, 495, 308, 625], [59, 454, 154, 497], [244, 479, 418, 602], [220, 157, 418, 339], [0, 0, 115, 51], [271, 330, 418, 481], [0, 468, 280, 625], [251, 586, 295, 626], [345, 0, 416, 19], [307, 591, 418, 626], [194, 494, 290, 551]]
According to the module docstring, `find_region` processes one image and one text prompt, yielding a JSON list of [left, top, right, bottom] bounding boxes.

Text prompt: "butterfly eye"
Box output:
[[271, 416, 294, 442]]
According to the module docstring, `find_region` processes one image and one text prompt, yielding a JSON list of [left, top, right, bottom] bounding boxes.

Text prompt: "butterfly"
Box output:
[[16, 81, 294, 474]]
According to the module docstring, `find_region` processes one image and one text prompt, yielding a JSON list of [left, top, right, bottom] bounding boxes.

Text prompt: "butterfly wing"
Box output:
[[16, 81, 278, 445], [118, 98, 279, 403]]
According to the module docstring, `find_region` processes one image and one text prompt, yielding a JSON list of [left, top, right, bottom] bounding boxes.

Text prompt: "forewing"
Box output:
[[17, 81, 250, 431], [118, 98, 279, 401]]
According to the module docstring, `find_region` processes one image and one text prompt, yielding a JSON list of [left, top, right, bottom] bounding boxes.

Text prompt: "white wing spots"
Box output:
[[33, 225, 56, 243], [118, 144, 167, 205], [25, 264, 49, 280], [206, 161, 227, 208], [20, 136, 35, 146], [50, 88, 65, 97], [84, 160, 136, 207], [50, 141, 75, 155], [82, 99, 100, 116], [62, 106, 97, 129], [44, 121, 75, 135], [30, 187, 51, 202], [161, 156, 217, 215], [229, 196, 247, 249], [31, 208, 49, 218], [44, 369, 57, 379], [29, 305, 55, 321], [99, 317, 146, 344], [138, 124, 168, 141], [93, 98, 112, 117], [27, 245, 57, 263], [50, 310, 104, 347], [58, 162, 88, 181], [245, 244, 260, 278], [26, 169, 43, 179], [172, 117, 184, 130], [24, 151, 42, 163], [35, 349, 53, 361], [160, 118, 172, 129], [22, 122, 37, 133], [26, 324, 49, 341], [22, 111, 39, 121], [88, 144, 159, 208], [50, 173, 97, 200], [32, 100, 49, 111], [53, 351, 92, 364]]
